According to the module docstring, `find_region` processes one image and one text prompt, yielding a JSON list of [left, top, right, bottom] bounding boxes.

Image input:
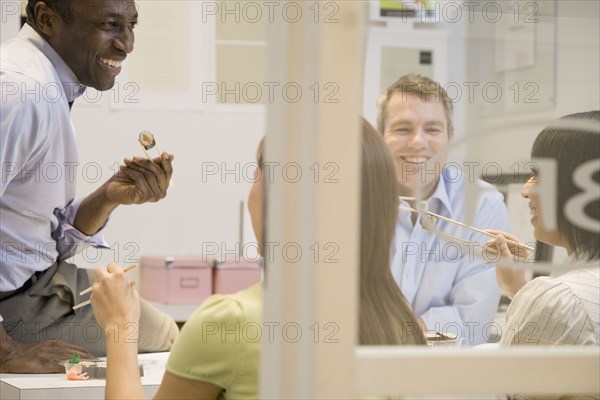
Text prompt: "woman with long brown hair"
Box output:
[[90, 119, 425, 399]]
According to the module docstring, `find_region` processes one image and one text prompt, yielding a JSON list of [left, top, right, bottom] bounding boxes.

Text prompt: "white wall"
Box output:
[[465, 0, 600, 168], [1, 5, 265, 275], [70, 105, 264, 269], [359, 0, 598, 253], [0, 0, 20, 42], [3, 0, 598, 273], [461, 0, 599, 252]]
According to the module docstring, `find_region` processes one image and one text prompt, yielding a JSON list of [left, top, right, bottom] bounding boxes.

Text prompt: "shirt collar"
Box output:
[[18, 24, 86, 103], [426, 167, 454, 217]]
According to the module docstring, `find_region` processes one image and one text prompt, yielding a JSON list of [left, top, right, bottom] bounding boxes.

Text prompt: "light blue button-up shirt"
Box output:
[[1, 25, 107, 293], [392, 167, 510, 345]]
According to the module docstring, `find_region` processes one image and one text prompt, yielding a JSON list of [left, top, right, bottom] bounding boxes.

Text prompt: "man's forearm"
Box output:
[[73, 185, 118, 236]]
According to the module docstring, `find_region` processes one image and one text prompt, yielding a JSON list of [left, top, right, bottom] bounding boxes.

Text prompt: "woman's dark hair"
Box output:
[[531, 110, 600, 260]]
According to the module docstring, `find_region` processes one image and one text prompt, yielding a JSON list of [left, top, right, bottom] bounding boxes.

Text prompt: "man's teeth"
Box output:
[[530, 207, 537, 216], [403, 157, 428, 163], [99, 58, 122, 68]]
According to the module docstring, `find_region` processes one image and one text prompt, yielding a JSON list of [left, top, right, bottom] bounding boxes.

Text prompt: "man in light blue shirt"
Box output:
[[377, 74, 510, 345], [1, 0, 177, 372]]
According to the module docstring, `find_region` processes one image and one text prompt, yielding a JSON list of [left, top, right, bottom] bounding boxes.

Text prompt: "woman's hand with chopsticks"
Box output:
[[483, 230, 530, 300], [90, 263, 140, 333]]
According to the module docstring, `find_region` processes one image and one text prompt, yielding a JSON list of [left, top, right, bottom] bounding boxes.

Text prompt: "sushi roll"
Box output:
[[417, 200, 438, 230], [139, 130, 156, 150], [420, 214, 439, 231]]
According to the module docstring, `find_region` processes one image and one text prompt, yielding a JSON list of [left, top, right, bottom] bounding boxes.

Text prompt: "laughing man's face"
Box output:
[[383, 93, 452, 198]]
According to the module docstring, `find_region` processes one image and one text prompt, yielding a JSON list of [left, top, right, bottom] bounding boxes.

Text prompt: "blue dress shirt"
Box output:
[[392, 167, 510, 345], [1, 25, 107, 293]]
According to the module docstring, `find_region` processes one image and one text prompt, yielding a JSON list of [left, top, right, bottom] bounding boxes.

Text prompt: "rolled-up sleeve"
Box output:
[[52, 198, 109, 260]]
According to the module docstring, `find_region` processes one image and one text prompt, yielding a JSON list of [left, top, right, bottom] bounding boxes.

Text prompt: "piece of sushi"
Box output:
[[139, 130, 156, 150], [420, 214, 439, 231], [416, 200, 438, 230]]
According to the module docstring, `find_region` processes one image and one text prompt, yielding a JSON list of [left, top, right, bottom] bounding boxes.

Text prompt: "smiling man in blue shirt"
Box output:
[[1, 0, 178, 373], [376, 74, 510, 345]]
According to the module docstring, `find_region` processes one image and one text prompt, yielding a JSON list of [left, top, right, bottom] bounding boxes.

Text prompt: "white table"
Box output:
[[0, 352, 168, 400]]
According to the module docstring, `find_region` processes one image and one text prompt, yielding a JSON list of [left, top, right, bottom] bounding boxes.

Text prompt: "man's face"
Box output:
[[383, 93, 453, 198], [47, 0, 138, 91]]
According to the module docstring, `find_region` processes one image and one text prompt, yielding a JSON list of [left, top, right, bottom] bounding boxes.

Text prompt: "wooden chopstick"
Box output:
[[73, 281, 137, 310], [79, 264, 137, 296], [72, 300, 92, 310], [427, 210, 536, 252], [138, 141, 153, 160], [138, 138, 162, 160], [399, 196, 418, 201], [420, 225, 529, 263], [399, 205, 536, 252]]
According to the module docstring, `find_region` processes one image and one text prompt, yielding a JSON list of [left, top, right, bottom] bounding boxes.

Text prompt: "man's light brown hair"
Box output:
[[376, 74, 454, 136]]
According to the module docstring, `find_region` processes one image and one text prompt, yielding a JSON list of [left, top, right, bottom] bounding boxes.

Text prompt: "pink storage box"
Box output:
[[213, 258, 261, 295], [141, 256, 213, 304]]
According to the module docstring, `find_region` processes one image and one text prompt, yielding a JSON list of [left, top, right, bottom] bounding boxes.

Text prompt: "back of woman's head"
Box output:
[[359, 118, 426, 345], [531, 110, 600, 260]]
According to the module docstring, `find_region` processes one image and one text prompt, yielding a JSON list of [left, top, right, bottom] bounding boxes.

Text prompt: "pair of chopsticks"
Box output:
[[138, 131, 162, 160], [398, 201, 535, 253], [135, 131, 173, 188], [418, 226, 528, 262], [72, 265, 137, 310]]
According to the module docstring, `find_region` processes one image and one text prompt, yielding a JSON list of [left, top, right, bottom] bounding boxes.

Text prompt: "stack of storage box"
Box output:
[[140, 256, 261, 305]]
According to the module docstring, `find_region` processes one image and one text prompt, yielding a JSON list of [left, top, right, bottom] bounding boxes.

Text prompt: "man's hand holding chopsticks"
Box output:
[[108, 152, 174, 205], [73, 153, 174, 236]]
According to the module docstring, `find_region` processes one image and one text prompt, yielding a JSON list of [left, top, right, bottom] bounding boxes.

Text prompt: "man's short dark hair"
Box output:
[[26, 0, 74, 26]]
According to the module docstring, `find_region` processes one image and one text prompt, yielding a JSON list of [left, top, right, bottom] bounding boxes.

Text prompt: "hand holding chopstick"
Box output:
[[417, 218, 530, 263], [489, 234, 529, 298], [81, 263, 142, 332], [399, 204, 535, 253], [79, 264, 137, 296], [138, 131, 162, 160], [73, 280, 137, 310], [73, 264, 137, 310]]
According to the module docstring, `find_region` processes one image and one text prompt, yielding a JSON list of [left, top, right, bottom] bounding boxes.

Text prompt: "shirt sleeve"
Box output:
[[501, 277, 597, 346], [0, 73, 43, 197], [166, 294, 247, 389], [420, 191, 510, 346], [1, 70, 107, 261], [52, 197, 109, 260]]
